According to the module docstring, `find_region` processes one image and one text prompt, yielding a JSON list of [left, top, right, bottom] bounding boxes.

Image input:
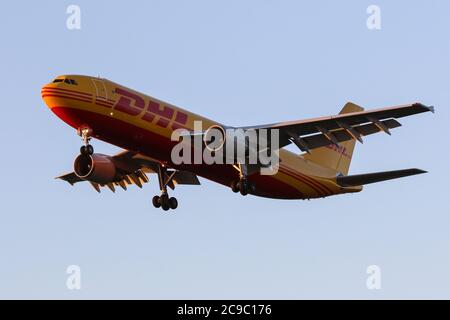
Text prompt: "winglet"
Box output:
[[414, 102, 435, 114]]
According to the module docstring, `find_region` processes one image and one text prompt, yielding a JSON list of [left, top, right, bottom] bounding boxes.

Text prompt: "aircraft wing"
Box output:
[[57, 150, 200, 193], [57, 172, 84, 185], [241, 102, 434, 152]]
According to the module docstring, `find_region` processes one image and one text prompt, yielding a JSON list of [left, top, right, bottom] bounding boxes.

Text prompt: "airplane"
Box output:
[[41, 75, 434, 211]]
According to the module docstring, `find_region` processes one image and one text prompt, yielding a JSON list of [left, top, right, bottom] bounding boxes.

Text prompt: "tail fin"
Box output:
[[336, 168, 427, 187], [303, 102, 363, 175]]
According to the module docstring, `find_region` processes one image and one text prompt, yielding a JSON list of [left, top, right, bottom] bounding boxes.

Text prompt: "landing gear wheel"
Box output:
[[154, 165, 180, 211], [239, 179, 249, 196], [169, 197, 178, 210], [86, 144, 94, 155], [80, 145, 94, 155], [231, 181, 239, 193], [160, 194, 170, 211], [152, 195, 161, 208]]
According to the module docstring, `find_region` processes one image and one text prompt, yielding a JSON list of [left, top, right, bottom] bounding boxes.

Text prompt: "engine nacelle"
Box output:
[[74, 153, 117, 184], [203, 125, 262, 164], [203, 125, 226, 152]]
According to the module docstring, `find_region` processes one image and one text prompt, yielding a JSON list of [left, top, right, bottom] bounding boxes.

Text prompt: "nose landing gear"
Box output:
[[152, 165, 178, 211], [78, 127, 94, 155]]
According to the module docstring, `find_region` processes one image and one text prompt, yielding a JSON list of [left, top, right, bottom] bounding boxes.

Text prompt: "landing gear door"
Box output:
[[91, 79, 108, 101]]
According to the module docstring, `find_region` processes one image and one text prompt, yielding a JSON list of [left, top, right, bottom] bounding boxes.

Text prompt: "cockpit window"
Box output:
[[53, 78, 78, 85]]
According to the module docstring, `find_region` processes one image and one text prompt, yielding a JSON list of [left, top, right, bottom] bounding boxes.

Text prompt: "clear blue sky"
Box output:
[[0, 1, 448, 299]]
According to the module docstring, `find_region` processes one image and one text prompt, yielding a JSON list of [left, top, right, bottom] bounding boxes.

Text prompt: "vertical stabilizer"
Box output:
[[303, 102, 363, 175]]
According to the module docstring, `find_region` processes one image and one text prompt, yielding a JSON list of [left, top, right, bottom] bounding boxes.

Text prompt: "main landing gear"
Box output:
[[230, 163, 254, 196], [78, 127, 94, 155], [152, 165, 178, 211]]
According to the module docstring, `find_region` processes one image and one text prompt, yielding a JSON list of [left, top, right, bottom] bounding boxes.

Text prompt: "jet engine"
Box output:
[[74, 153, 118, 184], [203, 125, 227, 152], [202, 125, 261, 164]]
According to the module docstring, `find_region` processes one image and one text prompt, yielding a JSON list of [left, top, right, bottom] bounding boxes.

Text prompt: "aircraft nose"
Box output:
[[41, 78, 65, 109], [41, 82, 55, 108]]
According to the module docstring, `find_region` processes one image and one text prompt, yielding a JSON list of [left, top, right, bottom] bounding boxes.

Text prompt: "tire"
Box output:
[[239, 180, 248, 196], [161, 194, 170, 211], [231, 181, 239, 193], [169, 197, 178, 210], [86, 144, 94, 155], [152, 195, 161, 208]]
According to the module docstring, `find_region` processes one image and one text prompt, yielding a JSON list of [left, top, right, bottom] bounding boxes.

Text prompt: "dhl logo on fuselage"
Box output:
[[108, 87, 189, 131]]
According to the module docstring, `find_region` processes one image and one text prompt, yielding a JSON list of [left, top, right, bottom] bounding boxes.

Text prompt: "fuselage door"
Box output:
[[91, 78, 108, 101]]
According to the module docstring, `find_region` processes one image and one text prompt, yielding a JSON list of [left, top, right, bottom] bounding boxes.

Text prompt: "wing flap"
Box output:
[[296, 119, 401, 151]]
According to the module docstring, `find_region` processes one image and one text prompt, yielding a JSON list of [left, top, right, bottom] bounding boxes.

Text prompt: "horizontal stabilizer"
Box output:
[[336, 168, 427, 187]]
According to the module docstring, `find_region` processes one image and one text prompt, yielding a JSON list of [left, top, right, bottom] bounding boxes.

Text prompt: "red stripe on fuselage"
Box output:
[[96, 96, 115, 103], [279, 164, 333, 196], [95, 100, 113, 108], [42, 86, 92, 97], [294, 169, 333, 195], [41, 90, 93, 102], [42, 93, 92, 104], [279, 165, 327, 197]]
